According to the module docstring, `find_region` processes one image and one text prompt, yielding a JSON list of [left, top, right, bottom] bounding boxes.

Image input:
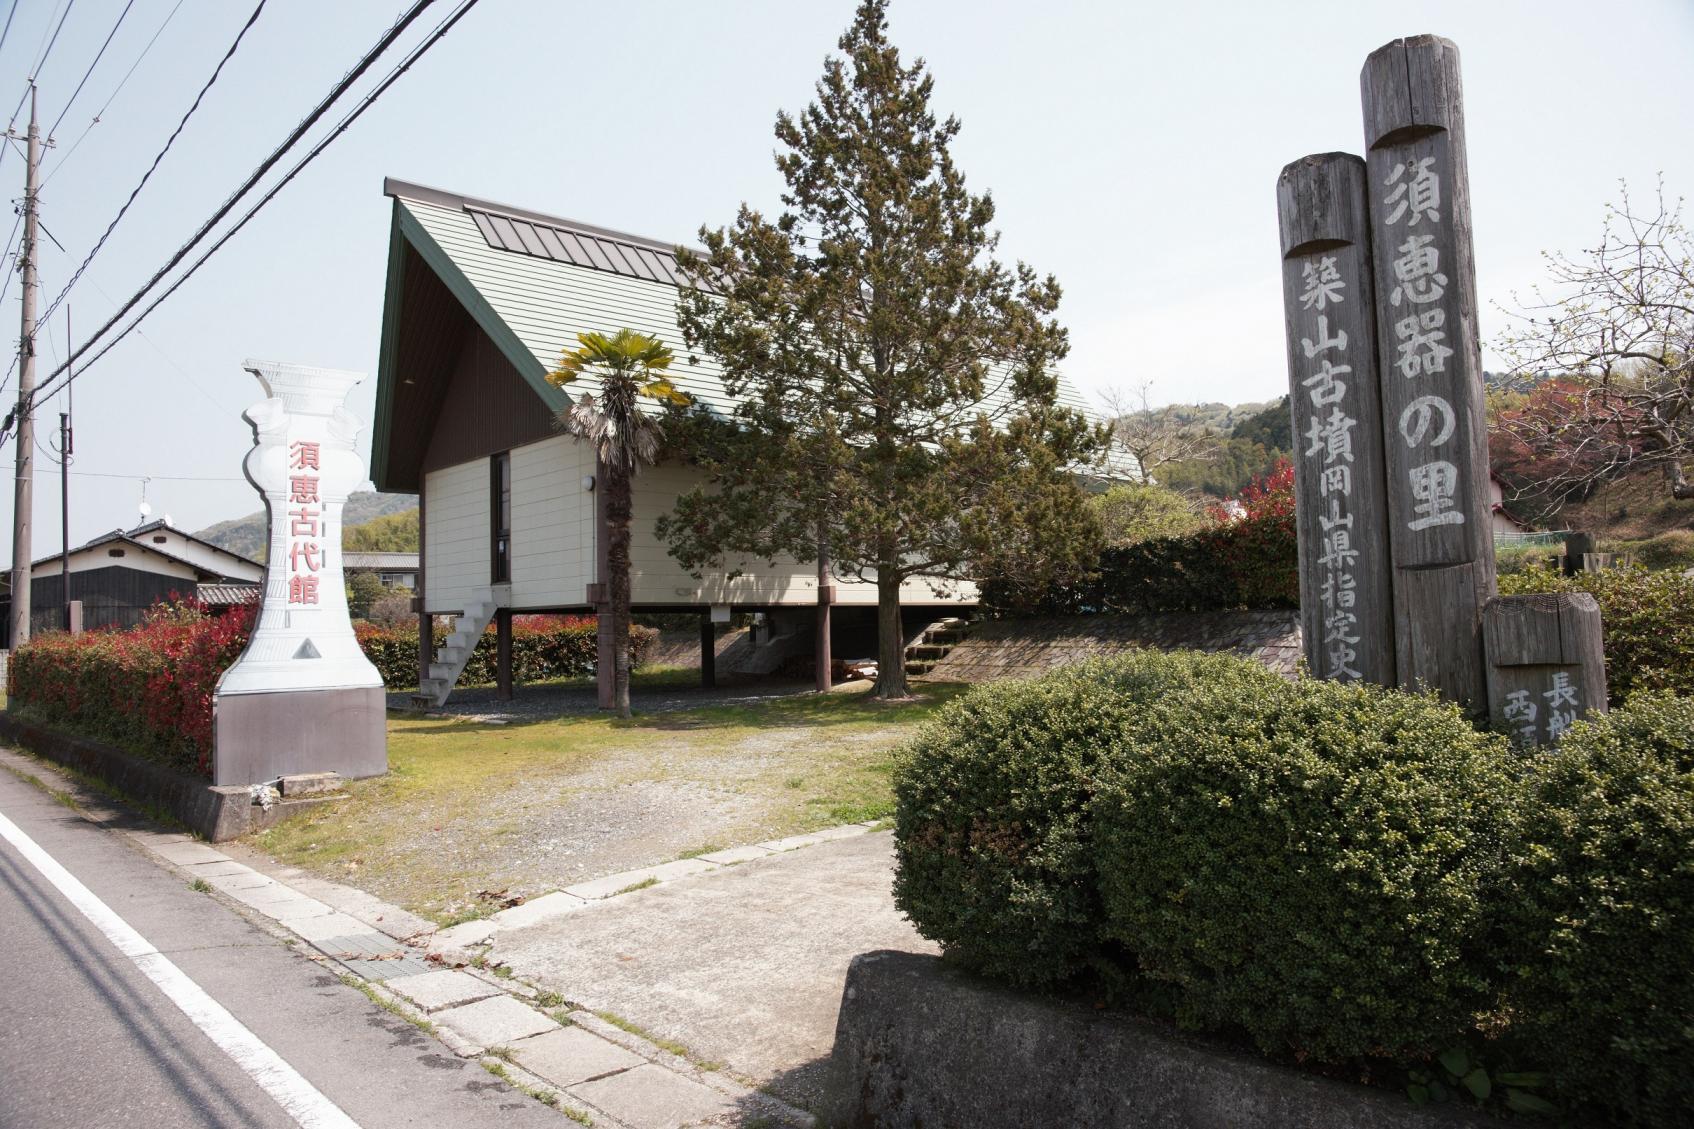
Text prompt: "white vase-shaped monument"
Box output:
[[213, 359, 387, 786]]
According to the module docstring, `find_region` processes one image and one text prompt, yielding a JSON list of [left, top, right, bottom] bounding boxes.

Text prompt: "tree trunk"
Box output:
[[872, 562, 909, 700], [1666, 461, 1694, 501], [607, 459, 634, 719]]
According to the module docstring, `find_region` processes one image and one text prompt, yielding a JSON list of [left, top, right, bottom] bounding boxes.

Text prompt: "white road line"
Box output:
[[0, 807, 362, 1129]]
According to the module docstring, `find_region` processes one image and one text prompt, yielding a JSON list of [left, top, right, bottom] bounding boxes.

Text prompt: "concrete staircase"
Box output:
[[411, 586, 505, 708], [904, 615, 975, 677]]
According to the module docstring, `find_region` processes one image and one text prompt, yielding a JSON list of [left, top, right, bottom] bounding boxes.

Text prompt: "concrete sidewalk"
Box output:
[[490, 830, 938, 1111], [7, 736, 935, 1126]]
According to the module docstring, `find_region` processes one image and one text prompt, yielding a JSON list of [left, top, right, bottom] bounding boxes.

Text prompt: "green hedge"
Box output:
[[1094, 675, 1512, 1062], [892, 653, 1281, 988], [1500, 564, 1694, 704], [1500, 693, 1694, 1125], [981, 464, 1297, 617], [893, 654, 1694, 1124], [355, 615, 656, 689]]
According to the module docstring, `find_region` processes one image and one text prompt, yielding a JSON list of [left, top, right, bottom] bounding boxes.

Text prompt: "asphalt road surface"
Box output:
[[0, 757, 565, 1129]]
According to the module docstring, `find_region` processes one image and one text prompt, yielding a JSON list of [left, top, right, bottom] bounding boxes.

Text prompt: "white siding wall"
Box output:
[[143, 531, 264, 581], [61, 546, 199, 579], [423, 458, 488, 613], [425, 447, 976, 611], [510, 435, 592, 607], [628, 461, 976, 607]]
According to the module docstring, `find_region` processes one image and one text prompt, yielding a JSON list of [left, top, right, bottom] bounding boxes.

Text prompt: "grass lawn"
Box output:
[[249, 680, 966, 924]]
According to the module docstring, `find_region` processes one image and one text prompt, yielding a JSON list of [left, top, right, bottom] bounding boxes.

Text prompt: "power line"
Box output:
[[38, 467, 245, 482], [42, 0, 186, 185], [25, 0, 72, 79], [35, 0, 268, 331], [45, 0, 136, 141], [34, 0, 436, 374], [0, 203, 22, 312], [0, 0, 74, 177], [0, 1, 20, 71]]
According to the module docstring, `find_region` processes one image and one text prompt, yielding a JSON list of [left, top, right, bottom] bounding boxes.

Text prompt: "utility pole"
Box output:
[[7, 86, 40, 650], [59, 306, 70, 631], [58, 410, 68, 627]]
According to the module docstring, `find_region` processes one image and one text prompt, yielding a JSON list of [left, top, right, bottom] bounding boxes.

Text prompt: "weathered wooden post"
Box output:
[[1277, 153, 1396, 685], [1483, 592, 1607, 744], [1360, 36, 1496, 710], [1563, 531, 1595, 576]]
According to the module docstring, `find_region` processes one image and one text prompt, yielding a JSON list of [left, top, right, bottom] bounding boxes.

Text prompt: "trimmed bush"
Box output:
[[355, 615, 657, 689], [1092, 675, 1514, 1062], [894, 649, 1694, 1122], [1501, 693, 1694, 1124], [891, 652, 1286, 989], [1500, 564, 1694, 703], [984, 463, 1297, 617], [8, 601, 255, 775]]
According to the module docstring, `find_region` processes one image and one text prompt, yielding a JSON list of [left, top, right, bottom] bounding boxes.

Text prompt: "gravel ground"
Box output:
[[262, 676, 943, 921]]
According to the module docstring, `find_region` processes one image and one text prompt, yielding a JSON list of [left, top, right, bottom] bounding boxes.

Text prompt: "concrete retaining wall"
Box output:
[[0, 712, 339, 841], [926, 610, 1302, 683], [823, 951, 1489, 1129]]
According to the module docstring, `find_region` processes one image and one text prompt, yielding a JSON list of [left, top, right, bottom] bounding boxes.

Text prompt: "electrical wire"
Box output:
[[33, 0, 475, 407], [0, 0, 75, 178], [41, 0, 185, 185], [25, 0, 72, 79], [37, 468, 245, 482], [0, 1, 20, 72], [35, 0, 268, 331], [35, 0, 437, 365], [45, 0, 135, 141]]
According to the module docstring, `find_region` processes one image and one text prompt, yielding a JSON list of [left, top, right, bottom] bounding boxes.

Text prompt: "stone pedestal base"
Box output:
[[213, 686, 387, 786]]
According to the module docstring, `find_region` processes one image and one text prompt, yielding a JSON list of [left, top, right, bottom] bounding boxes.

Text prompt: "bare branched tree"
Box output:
[[1496, 179, 1694, 504], [1099, 380, 1221, 482]]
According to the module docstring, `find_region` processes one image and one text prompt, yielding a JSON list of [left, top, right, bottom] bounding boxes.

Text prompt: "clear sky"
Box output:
[[1, 0, 1690, 550]]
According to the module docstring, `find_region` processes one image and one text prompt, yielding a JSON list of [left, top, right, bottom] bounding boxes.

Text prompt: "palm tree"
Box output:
[[549, 329, 688, 718]]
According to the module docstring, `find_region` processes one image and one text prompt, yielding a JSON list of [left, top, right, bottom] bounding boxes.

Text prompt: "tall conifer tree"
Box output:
[[664, 0, 1101, 698]]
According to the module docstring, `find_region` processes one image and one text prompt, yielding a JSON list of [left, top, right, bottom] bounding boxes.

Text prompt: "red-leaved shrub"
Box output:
[[8, 602, 660, 774], [8, 599, 255, 776], [354, 614, 655, 688]]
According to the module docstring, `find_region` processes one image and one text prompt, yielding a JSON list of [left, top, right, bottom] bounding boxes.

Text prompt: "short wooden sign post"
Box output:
[[1482, 593, 1607, 744], [1276, 153, 1395, 686]]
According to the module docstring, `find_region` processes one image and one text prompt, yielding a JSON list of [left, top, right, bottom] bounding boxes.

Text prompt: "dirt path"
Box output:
[[248, 684, 962, 923]]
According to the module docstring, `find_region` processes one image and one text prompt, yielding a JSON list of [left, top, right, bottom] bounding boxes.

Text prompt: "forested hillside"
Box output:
[[196, 491, 418, 561]]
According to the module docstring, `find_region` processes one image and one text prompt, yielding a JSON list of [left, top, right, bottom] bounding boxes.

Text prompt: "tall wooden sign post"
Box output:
[[1276, 35, 1606, 738], [1277, 154, 1396, 687], [1360, 35, 1496, 710]]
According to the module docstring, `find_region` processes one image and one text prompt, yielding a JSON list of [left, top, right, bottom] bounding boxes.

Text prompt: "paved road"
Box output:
[[0, 760, 564, 1129]]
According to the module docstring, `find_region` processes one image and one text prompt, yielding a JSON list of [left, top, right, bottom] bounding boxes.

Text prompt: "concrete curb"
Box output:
[[2, 746, 830, 1129], [823, 951, 1491, 1129], [0, 712, 339, 841]]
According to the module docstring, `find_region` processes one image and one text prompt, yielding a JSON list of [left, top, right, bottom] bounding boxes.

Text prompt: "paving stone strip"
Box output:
[[1, 749, 847, 1127], [136, 813, 852, 1125]]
